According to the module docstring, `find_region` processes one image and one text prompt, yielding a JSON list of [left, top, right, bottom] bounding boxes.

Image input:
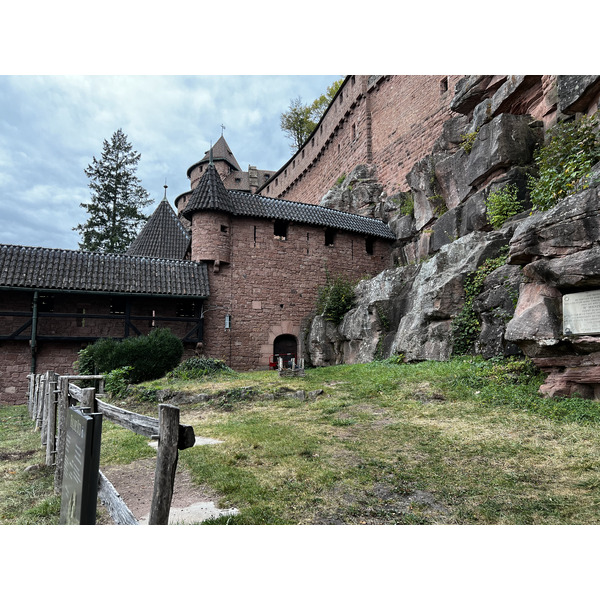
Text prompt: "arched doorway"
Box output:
[[271, 334, 297, 369]]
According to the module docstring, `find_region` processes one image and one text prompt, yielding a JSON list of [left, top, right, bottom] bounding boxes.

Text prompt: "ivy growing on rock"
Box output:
[[451, 250, 509, 356], [316, 273, 356, 325]]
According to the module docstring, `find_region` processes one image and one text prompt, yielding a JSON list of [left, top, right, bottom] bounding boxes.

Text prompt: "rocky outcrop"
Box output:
[[307, 76, 600, 399], [307, 229, 516, 366], [505, 181, 600, 397], [319, 164, 390, 219]]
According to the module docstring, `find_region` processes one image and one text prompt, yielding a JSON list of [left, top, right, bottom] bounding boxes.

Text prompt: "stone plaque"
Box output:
[[563, 290, 600, 336], [59, 407, 102, 525]]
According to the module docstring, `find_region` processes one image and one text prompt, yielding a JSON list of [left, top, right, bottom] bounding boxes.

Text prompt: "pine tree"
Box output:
[[75, 128, 152, 253]]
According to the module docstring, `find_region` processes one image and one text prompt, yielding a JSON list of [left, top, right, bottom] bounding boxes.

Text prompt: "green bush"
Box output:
[[316, 274, 356, 325], [529, 112, 600, 211], [104, 366, 133, 398], [167, 357, 234, 380], [77, 328, 184, 384], [485, 183, 523, 229]]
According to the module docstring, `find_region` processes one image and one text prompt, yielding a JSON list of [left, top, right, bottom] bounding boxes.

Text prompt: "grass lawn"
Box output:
[[3, 356, 600, 525]]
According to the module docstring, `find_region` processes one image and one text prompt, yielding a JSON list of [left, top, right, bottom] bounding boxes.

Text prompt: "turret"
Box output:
[[181, 163, 233, 265]]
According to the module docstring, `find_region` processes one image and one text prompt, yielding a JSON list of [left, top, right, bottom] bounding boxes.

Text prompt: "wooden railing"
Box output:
[[27, 371, 196, 525]]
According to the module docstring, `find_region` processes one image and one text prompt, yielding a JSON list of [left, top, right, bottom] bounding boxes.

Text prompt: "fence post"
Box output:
[[149, 404, 180, 525], [80, 387, 96, 412], [45, 372, 58, 466], [54, 377, 70, 494]]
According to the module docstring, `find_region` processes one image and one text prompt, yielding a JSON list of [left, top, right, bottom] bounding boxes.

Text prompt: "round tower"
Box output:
[[181, 163, 234, 265]]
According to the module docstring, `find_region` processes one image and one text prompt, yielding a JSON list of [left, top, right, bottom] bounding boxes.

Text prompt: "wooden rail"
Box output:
[[27, 371, 196, 525]]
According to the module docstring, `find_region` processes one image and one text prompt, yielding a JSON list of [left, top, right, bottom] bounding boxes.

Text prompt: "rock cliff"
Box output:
[[307, 75, 600, 399]]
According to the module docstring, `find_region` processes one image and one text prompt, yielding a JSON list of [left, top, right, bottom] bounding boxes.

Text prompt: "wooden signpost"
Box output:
[[59, 407, 102, 525]]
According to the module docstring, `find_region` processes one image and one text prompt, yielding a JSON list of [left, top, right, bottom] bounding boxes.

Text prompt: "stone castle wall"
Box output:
[[260, 75, 464, 203], [194, 213, 392, 370]]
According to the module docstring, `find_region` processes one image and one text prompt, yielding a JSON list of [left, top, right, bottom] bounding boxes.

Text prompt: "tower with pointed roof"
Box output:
[[175, 135, 276, 220]]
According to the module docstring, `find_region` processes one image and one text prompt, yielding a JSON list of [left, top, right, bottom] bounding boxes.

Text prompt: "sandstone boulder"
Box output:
[[450, 76, 507, 115], [509, 185, 600, 264], [319, 164, 384, 218], [504, 282, 563, 357], [473, 264, 523, 358], [392, 230, 512, 361], [557, 75, 600, 115]]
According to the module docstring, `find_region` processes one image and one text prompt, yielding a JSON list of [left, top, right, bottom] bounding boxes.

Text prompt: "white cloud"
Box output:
[[0, 75, 341, 249]]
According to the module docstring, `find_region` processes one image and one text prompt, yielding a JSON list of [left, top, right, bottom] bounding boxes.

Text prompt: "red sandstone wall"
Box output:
[[369, 75, 464, 196], [198, 214, 391, 370], [261, 75, 464, 204]]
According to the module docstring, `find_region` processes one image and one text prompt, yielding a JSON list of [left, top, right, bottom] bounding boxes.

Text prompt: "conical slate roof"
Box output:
[[181, 163, 235, 218], [127, 198, 190, 259], [186, 135, 241, 177]]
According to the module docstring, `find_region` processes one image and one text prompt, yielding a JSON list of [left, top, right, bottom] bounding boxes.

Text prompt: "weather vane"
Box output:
[[221, 124, 226, 136]]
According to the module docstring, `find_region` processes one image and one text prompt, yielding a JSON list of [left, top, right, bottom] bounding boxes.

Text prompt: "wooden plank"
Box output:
[[54, 377, 70, 494], [97, 470, 139, 525], [68, 383, 83, 403], [149, 404, 180, 525], [45, 373, 58, 466], [80, 387, 96, 412], [95, 398, 159, 439]]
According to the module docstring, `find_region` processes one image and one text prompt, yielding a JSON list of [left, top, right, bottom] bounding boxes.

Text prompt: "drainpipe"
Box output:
[[30, 290, 39, 373]]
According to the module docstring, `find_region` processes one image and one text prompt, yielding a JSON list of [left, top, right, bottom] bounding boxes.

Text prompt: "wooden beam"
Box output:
[[98, 470, 139, 525], [95, 398, 160, 438]]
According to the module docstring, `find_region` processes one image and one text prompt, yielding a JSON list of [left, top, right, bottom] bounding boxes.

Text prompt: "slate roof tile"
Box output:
[[182, 164, 396, 240], [127, 199, 191, 260], [0, 244, 209, 298]]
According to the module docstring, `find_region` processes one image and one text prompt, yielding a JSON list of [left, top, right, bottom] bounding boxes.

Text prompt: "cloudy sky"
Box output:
[[0, 74, 341, 250], [0, 2, 587, 253]]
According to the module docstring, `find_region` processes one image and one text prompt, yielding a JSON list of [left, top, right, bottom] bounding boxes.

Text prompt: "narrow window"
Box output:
[[366, 237, 374, 255], [306, 232, 310, 255], [253, 225, 257, 247], [177, 300, 197, 318], [440, 76, 449, 94], [325, 229, 335, 247], [221, 224, 228, 233], [76, 307, 86, 327], [352, 123, 356, 140], [274, 220, 288, 241]]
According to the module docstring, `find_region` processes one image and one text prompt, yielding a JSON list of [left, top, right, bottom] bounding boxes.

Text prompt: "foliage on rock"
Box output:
[[167, 357, 234, 380], [485, 183, 524, 229], [316, 274, 356, 325], [451, 251, 509, 356], [529, 112, 600, 211], [460, 129, 479, 154]]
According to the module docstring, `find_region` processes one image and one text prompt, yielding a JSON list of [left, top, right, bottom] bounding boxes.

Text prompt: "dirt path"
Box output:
[[98, 457, 237, 525]]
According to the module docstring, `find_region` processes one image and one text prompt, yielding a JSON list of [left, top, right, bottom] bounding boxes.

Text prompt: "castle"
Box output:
[[2, 74, 599, 404]]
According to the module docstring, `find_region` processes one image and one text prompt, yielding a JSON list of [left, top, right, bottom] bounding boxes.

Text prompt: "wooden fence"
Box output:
[[27, 371, 196, 525]]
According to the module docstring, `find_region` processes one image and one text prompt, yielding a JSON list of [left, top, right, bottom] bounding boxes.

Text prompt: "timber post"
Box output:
[[149, 404, 180, 525]]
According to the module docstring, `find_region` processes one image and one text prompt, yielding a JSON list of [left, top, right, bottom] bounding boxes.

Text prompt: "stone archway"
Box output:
[[273, 334, 297, 368]]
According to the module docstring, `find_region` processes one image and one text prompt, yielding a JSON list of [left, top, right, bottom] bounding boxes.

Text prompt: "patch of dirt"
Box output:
[[0, 449, 36, 461], [98, 457, 225, 525]]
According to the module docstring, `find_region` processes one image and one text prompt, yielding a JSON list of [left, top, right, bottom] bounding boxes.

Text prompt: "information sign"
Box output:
[[563, 290, 600, 336], [59, 407, 102, 525]]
